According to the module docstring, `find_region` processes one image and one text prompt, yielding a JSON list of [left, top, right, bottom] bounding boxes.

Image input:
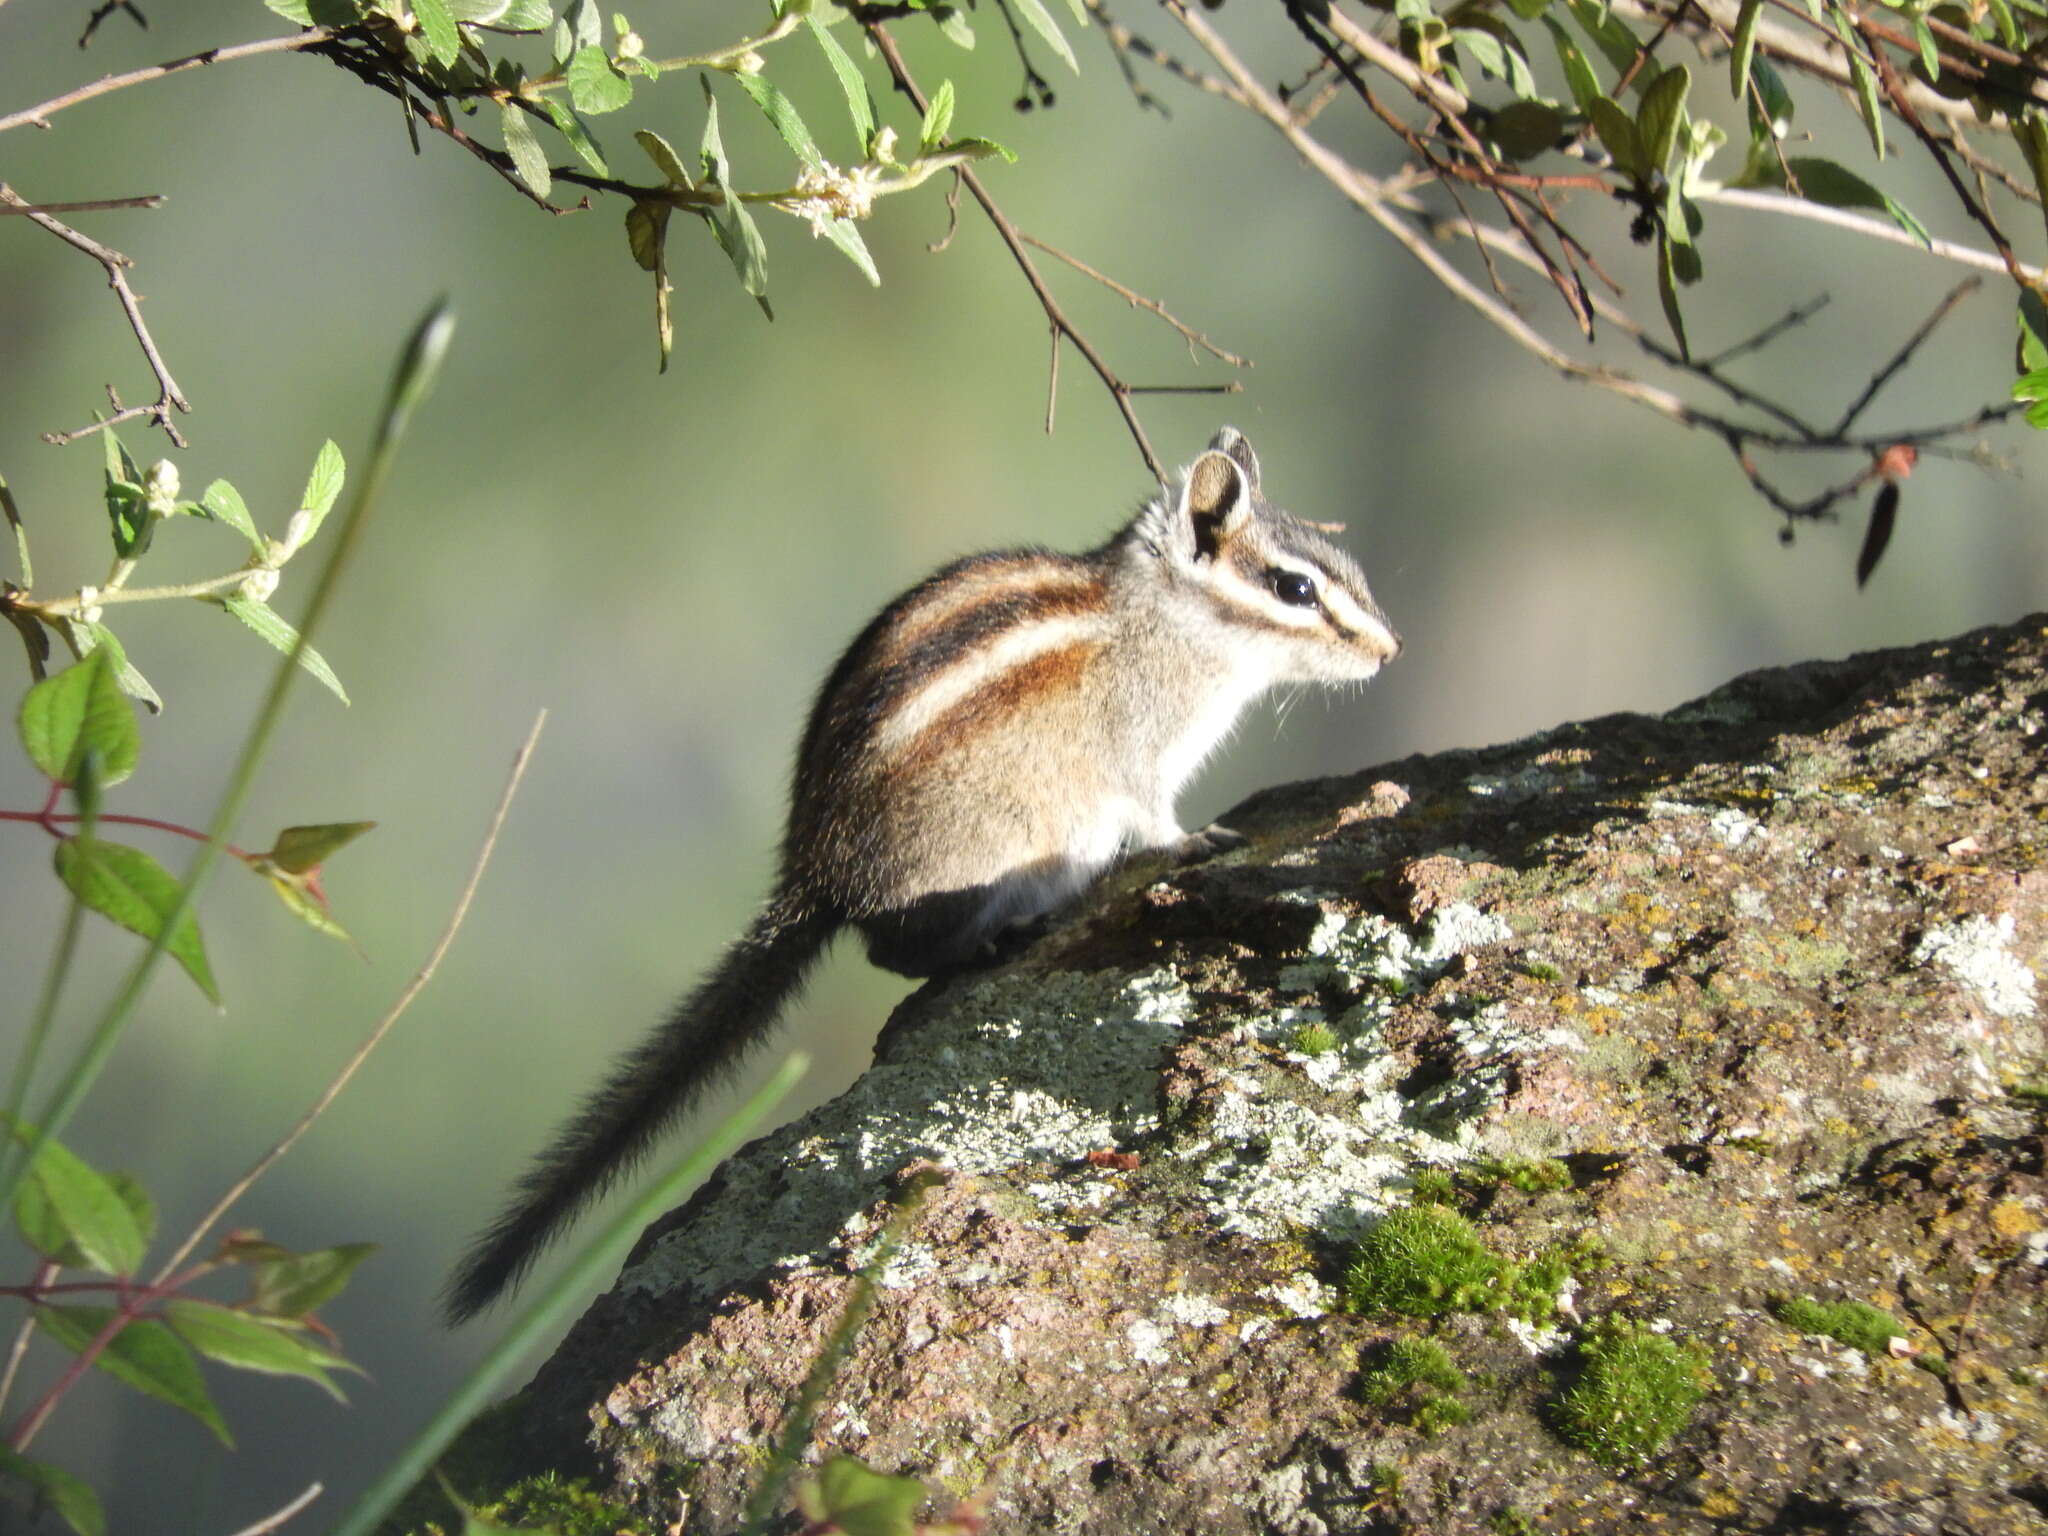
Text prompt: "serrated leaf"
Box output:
[[217, 594, 350, 705], [445, 0, 509, 21], [19, 650, 139, 788], [237, 1240, 378, 1317], [1637, 61, 1690, 173], [266, 821, 377, 873], [945, 136, 1017, 163], [496, 0, 550, 27], [1010, 0, 1077, 72], [820, 218, 881, 284], [733, 71, 825, 171], [71, 622, 161, 716], [566, 43, 632, 113], [1588, 94, 1647, 179], [541, 99, 609, 174], [796, 1457, 926, 1536], [165, 1301, 356, 1400], [55, 837, 220, 1004], [37, 1308, 230, 1444], [1542, 15, 1600, 112], [500, 101, 552, 198], [0, 1449, 105, 1536], [299, 438, 346, 529], [921, 77, 956, 151], [714, 196, 772, 304], [565, 0, 599, 48], [265, 0, 314, 21], [264, 868, 355, 942], [198, 479, 264, 552], [1729, 0, 1762, 98], [14, 1166, 154, 1271], [413, 0, 462, 65], [100, 431, 148, 561], [1784, 156, 1928, 245], [809, 15, 877, 153], [634, 129, 691, 187], [1831, 6, 1884, 157]]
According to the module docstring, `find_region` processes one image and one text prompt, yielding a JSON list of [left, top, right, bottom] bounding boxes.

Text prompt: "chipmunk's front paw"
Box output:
[[1175, 822, 1248, 862]]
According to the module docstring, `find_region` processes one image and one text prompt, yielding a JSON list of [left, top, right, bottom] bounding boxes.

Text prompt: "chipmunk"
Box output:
[[444, 428, 1400, 1322]]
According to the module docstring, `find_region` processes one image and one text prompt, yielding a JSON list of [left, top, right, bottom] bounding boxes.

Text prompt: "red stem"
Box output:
[[1, 803, 250, 860]]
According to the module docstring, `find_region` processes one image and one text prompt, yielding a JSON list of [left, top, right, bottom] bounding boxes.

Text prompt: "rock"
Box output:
[[485, 615, 2048, 1535]]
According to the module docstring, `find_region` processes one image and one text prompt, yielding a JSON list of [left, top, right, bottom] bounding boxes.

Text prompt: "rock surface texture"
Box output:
[[512, 614, 2048, 1535]]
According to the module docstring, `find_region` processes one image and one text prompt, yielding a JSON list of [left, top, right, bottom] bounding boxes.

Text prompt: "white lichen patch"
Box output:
[[1159, 1291, 1230, 1328], [622, 966, 1194, 1305], [1465, 763, 1593, 801], [1126, 1318, 1174, 1365], [1261, 1273, 1336, 1319], [1505, 1316, 1570, 1356], [1913, 914, 2038, 1019], [1710, 807, 1763, 849]]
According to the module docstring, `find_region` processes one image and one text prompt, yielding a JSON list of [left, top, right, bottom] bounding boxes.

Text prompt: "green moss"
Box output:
[[1519, 960, 1564, 984], [1291, 1021, 1340, 1055], [1554, 1321, 1710, 1468], [1346, 1204, 1576, 1321], [1407, 1169, 1458, 1205], [2009, 1080, 2048, 1104], [1360, 1336, 1470, 1434], [1491, 1508, 1540, 1536], [1773, 1296, 1905, 1355], [473, 1474, 653, 1536], [1468, 1156, 1572, 1193]]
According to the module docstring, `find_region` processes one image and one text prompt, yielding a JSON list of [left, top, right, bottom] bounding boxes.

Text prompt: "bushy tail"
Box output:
[[443, 898, 836, 1324]]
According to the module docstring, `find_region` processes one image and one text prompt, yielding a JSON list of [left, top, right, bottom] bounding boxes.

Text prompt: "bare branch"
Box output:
[[0, 28, 334, 135], [1019, 234, 1250, 367], [1, 182, 190, 447], [0, 193, 163, 214], [222, 1484, 323, 1536]]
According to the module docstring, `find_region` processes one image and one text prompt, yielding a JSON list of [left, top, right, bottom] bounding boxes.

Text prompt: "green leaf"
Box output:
[[265, 0, 314, 21], [496, 0, 551, 27], [0, 1448, 105, 1536], [1656, 232, 1690, 360], [19, 650, 139, 788], [936, 6, 974, 47], [500, 101, 552, 199], [298, 439, 346, 529], [634, 129, 691, 187], [36, 1307, 230, 1445], [2017, 291, 2048, 373], [54, 837, 220, 1004], [944, 136, 1017, 163], [166, 1301, 357, 1400], [820, 218, 881, 285], [1985, 0, 2021, 48], [1784, 156, 1928, 245], [69, 621, 161, 716], [700, 77, 772, 314], [733, 71, 825, 172], [413, 0, 462, 66], [1831, 6, 1884, 157], [795, 1457, 926, 1536], [265, 821, 377, 873], [1745, 55, 1794, 142], [1503, 0, 1546, 18], [566, 43, 633, 113], [198, 479, 264, 553], [1729, 0, 1762, 100], [920, 77, 956, 152], [1564, 0, 1657, 91], [1636, 61, 1690, 173], [541, 99, 609, 175], [231, 1239, 378, 1317], [1451, 26, 1508, 82], [809, 15, 877, 153], [1489, 99, 1566, 159], [1010, 0, 1078, 72], [100, 431, 148, 560], [1541, 15, 1601, 112], [6, 1124, 149, 1275], [1911, 12, 1939, 80], [217, 594, 351, 705], [626, 198, 668, 269], [1588, 94, 1647, 179]]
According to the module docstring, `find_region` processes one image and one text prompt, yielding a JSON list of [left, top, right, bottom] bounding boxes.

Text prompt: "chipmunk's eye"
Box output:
[[1271, 569, 1317, 607]]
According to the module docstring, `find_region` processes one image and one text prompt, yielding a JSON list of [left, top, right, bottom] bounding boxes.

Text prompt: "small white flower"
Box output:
[[144, 460, 180, 517]]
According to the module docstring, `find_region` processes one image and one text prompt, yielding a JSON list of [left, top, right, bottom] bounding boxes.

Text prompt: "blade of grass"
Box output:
[[324, 1051, 809, 1536], [1, 301, 456, 1219]]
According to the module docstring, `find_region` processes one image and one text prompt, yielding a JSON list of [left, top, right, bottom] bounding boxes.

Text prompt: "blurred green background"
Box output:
[[1, 0, 2043, 1527]]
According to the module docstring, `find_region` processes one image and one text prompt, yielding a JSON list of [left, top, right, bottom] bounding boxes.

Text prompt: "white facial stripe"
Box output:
[[1212, 561, 1325, 630], [876, 612, 1108, 754], [1315, 578, 1397, 654]]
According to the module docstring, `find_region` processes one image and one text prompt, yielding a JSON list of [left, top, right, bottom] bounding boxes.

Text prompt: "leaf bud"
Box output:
[[144, 459, 181, 517]]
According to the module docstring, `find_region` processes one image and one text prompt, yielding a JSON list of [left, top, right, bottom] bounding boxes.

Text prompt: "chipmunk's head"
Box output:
[[1132, 427, 1401, 684]]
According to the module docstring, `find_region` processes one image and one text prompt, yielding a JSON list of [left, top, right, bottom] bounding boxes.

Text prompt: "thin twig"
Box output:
[[77, 0, 147, 49], [0, 28, 333, 135], [0, 194, 163, 215], [1019, 234, 1250, 366], [1692, 186, 2042, 282], [1833, 278, 1980, 436], [1700, 296, 1831, 370], [224, 1484, 324, 1536], [1, 182, 190, 447], [149, 710, 547, 1286], [866, 21, 1169, 482]]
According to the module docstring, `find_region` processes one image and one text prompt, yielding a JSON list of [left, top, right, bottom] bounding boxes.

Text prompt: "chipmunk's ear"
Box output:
[[1207, 426, 1260, 492], [1180, 444, 1253, 562]]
